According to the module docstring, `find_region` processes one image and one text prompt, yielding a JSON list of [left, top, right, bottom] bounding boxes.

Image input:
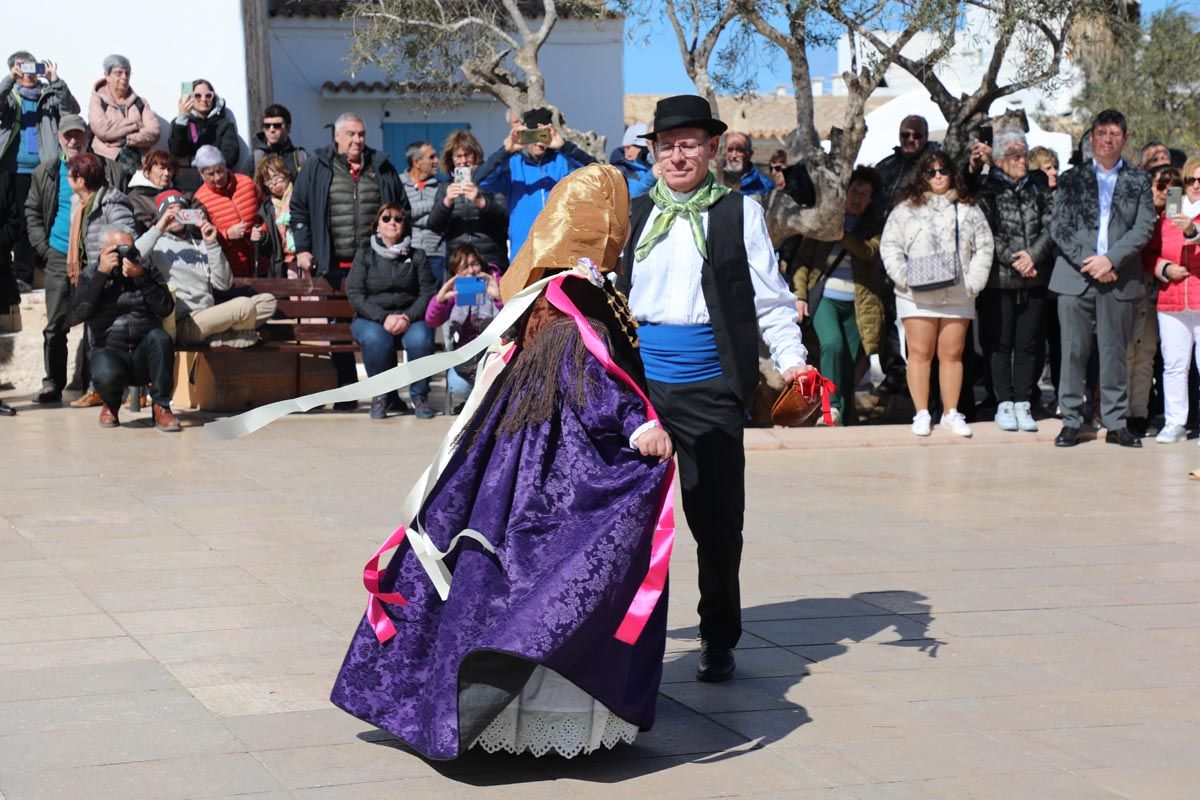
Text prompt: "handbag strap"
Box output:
[[803, 245, 850, 326]]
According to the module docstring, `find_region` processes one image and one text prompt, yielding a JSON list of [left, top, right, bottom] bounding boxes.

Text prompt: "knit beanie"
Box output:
[[155, 189, 186, 220]]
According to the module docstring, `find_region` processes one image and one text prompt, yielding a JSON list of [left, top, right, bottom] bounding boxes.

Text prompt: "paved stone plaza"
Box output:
[[1, 392, 1199, 799]]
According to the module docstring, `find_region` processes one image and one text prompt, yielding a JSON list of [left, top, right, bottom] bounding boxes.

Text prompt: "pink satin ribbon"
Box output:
[[363, 526, 411, 642], [545, 278, 677, 646]]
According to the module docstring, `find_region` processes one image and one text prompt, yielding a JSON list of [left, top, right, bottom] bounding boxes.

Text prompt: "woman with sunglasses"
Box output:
[[881, 150, 993, 437], [168, 79, 240, 194], [1149, 158, 1200, 444], [346, 203, 438, 420]]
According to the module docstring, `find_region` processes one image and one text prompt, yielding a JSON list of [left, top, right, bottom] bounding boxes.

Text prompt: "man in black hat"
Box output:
[[475, 106, 596, 261], [618, 95, 812, 682]]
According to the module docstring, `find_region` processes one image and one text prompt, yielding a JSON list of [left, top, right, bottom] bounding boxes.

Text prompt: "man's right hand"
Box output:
[[297, 252, 315, 271], [503, 126, 525, 154], [98, 247, 120, 275]]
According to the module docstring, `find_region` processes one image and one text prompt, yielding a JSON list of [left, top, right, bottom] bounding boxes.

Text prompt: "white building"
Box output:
[[16, 0, 624, 169]]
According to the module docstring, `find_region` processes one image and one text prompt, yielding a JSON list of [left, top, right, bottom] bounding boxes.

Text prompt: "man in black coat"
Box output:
[[72, 226, 179, 431]]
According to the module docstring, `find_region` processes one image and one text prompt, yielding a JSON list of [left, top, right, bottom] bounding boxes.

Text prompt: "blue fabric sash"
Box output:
[[638, 323, 723, 384]]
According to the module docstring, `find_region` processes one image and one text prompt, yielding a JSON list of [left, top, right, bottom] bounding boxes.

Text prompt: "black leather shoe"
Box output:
[[1105, 427, 1143, 448], [1128, 417, 1149, 438], [1055, 426, 1080, 447], [696, 640, 736, 682], [32, 386, 62, 404]]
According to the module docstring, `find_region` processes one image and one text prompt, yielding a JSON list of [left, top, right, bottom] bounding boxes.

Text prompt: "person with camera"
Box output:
[[72, 225, 179, 431], [475, 107, 596, 261], [136, 190, 276, 348], [424, 244, 503, 409], [2, 51, 79, 291], [400, 140, 446, 281], [346, 203, 437, 420], [168, 79, 240, 194], [192, 145, 264, 278], [427, 130, 508, 273]]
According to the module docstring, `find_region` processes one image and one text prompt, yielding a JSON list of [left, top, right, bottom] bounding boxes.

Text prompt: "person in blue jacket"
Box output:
[[609, 123, 656, 199], [723, 132, 774, 199], [474, 107, 596, 261]]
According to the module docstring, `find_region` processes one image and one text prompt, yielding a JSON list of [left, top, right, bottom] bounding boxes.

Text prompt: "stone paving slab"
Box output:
[[1, 389, 1198, 799]]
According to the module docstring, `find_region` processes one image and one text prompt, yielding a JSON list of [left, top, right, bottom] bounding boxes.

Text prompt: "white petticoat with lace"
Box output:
[[469, 666, 639, 757]]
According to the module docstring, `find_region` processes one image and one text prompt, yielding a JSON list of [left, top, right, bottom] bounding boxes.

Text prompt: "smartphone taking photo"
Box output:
[[455, 276, 487, 307], [516, 127, 551, 146], [20, 62, 46, 76], [175, 208, 206, 226], [453, 166, 471, 184], [1166, 186, 1183, 218]]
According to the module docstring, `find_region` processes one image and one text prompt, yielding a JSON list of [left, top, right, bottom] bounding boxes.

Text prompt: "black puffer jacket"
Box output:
[[975, 169, 1053, 290], [427, 179, 509, 269], [345, 238, 437, 324], [72, 261, 174, 350]]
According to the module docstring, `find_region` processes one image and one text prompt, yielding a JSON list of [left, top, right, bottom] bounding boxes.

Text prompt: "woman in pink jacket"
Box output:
[[87, 55, 160, 169], [1150, 155, 1200, 445]]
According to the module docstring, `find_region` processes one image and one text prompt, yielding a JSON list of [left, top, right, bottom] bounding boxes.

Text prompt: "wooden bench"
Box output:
[[131, 276, 361, 412]]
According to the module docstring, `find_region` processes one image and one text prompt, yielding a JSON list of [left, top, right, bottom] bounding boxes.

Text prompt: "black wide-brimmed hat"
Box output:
[[645, 94, 728, 140]]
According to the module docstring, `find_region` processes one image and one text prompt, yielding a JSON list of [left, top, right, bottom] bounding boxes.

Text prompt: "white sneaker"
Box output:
[[912, 410, 932, 437], [1156, 423, 1187, 444], [941, 409, 973, 438]]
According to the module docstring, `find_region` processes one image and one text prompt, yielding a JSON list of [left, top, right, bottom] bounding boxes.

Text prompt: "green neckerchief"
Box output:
[[634, 173, 730, 262]]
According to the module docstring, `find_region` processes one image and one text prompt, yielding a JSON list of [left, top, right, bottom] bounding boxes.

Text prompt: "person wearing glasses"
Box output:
[[1048, 110, 1156, 448], [428, 129, 508, 273], [880, 151, 993, 438], [618, 95, 812, 682], [346, 202, 437, 420], [1148, 158, 1200, 444], [252, 103, 306, 175], [168, 79, 240, 194], [975, 131, 1054, 433], [87, 55, 160, 174], [722, 132, 773, 199]]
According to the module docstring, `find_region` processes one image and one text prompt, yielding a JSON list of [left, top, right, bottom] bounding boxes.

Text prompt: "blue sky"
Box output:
[[623, 0, 1175, 96]]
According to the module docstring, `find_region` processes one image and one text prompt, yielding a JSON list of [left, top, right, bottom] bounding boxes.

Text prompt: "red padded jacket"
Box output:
[[195, 172, 264, 277]]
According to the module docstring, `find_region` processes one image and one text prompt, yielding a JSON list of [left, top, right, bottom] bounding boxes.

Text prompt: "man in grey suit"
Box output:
[[1049, 109, 1155, 448]]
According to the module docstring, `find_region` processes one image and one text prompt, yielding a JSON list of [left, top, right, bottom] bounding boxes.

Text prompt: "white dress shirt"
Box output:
[[627, 188, 808, 372], [1094, 159, 1123, 257]]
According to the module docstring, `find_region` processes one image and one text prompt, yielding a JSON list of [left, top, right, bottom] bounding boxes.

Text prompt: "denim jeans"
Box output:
[[350, 317, 435, 399]]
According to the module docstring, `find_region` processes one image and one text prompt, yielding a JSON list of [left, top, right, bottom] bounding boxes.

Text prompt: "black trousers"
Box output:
[[648, 377, 745, 649], [89, 329, 175, 411], [41, 248, 73, 390], [11, 172, 36, 284], [978, 287, 1047, 404], [878, 278, 907, 390]]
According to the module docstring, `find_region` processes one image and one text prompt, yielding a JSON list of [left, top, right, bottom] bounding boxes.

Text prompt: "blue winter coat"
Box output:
[[475, 143, 596, 260]]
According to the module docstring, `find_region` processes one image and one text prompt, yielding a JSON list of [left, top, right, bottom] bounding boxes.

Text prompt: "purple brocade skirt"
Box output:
[[330, 349, 671, 760]]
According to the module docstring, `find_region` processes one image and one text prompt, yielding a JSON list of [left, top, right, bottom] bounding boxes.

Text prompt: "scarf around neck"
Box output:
[[372, 235, 411, 260], [635, 173, 730, 262]]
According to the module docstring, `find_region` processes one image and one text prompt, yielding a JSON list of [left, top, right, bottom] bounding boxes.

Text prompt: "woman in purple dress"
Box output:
[[330, 165, 677, 760]]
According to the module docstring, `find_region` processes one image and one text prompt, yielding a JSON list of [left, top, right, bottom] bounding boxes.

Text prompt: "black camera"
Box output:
[[115, 244, 141, 264]]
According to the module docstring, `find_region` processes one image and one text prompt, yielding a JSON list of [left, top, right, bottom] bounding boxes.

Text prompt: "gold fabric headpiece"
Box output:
[[499, 163, 631, 302]]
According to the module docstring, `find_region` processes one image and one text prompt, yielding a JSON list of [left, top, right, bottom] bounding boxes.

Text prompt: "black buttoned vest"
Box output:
[[618, 192, 760, 407]]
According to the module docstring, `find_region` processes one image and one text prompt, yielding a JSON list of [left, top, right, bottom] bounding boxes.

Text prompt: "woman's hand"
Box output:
[[1169, 214, 1195, 234], [1165, 262, 1189, 281], [437, 275, 457, 302], [155, 205, 178, 232], [1011, 250, 1037, 278], [443, 183, 463, 207], [636, 427, 673, 463], [384, 313, 410, 335], [463, 182, 484, 208], [249, 225, 263, 243], [795, 299, 809, 321], [484, 271, 501, 300], [177, 94, 193, 117], [200, 221, 218, 244]]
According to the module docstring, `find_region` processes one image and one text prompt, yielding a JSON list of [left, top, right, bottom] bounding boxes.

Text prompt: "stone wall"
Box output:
[[0, 291, 84, 392]]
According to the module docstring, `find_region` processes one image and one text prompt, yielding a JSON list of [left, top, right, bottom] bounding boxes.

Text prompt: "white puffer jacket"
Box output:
[[881, 191, 994, 307]]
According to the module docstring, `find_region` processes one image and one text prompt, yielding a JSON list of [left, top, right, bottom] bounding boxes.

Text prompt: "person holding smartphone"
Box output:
[[1, 50, 79, 290], [427, 130, 508, 272], [168, 79, 240, 194], [1149, 157, 1200, 444], [474, 107, 597, 262], [424, 244, 503, 408]]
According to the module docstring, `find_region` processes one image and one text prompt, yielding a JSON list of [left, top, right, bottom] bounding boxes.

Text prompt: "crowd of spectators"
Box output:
[[1, 48, 1198, 449]]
